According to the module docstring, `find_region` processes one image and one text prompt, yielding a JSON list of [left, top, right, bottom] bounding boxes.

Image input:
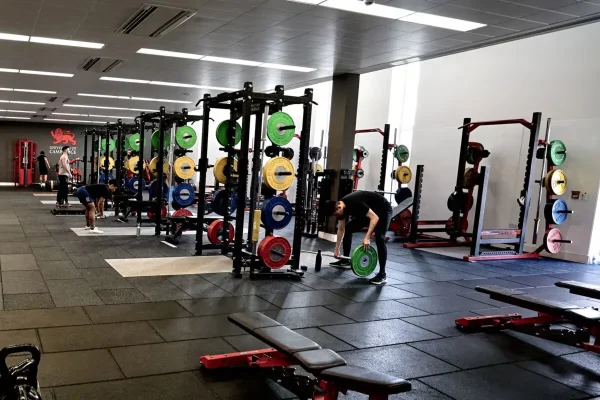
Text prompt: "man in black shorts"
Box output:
[[36, 151, 50, 183], [325, 191, 393, 285], [74, 180, 117, 234]]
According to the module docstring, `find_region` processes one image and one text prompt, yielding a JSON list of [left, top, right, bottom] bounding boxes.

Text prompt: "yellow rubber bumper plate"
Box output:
[[544, 169, 567, 196], [213, 157, 238, 184], [127, 156, 140, 173], [263, 157, 294, 191], [395, 166, 412, 184], [174, 156, 196, 179], [315, 164, 323, 173], [98, 157, 115, 170], [149, 157, 169, 177]]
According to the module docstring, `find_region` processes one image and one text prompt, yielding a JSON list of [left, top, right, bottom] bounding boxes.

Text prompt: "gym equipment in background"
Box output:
[[14, 139, 37, 186]]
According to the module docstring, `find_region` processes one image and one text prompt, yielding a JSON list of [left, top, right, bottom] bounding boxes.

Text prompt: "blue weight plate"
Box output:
[[99, 172, 114, 184], [173, 183, 195, 207], [149, 180, 168, 199], [211, 190, 238, 216], [128, 177, 145, 193], [545, 199, 569, 225], [261, 197, 292, 230]]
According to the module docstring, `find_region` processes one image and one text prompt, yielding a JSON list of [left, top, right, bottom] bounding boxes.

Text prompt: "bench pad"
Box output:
[[229, 312, 281, 331], [556, 281, 600, 300], [254, 326, 321, 355], [320, 365, 411, 394], [294, 349, 346, 372]]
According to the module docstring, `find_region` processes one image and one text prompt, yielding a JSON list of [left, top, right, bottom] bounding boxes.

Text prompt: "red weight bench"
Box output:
[[200, 312, 411, 400], [455, 283, 600, 353]]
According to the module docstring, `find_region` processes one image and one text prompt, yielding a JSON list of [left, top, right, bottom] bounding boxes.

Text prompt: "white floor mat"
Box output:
[[71, 226, 198, 236], [107, 256, 233, 277], [33, 193, 60, 197]]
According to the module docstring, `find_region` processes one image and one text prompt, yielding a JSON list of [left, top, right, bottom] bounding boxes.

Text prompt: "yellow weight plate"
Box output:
[[127, 156, 140, 173], [213, 157, 238, 184], [149, 157, 169, 177], [99, 157, 115, 170], [395, 166, 412, 184], [263, 157, 295, 191], [545, 169, 567, 196], [174, 156, 196, 179], [315, 164, 323, 173]]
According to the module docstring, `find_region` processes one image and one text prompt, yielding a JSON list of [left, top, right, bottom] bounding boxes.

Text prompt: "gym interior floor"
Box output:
[[2, 188, 599, 400]]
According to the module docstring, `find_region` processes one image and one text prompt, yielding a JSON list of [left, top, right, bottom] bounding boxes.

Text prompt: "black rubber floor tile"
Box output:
[[449, 277, 530, 290], [250, 279, 308, 293], [326, 300, 428, 322], [95, 288, 149, 304], [69, 252, 110, 268], [128, 277, 192, 301], [39, 349, 123, 387], [85, 301, 191, 324], [97, 247, 135, 259], [53, 372, 218, 400], [402, 311, 478, 337], [472, 305, 540, 318], [408, 269, 487, 281], [339, 344, 458, 379], [298, 273, 344, 290], [387, 261, 438, 273], [0, 242, 31, 254], [458, 291, 511, 307], [504, 331, 585, 356], [46, 279, 103, 307], [501, 274, 565, 287], [397, 294, 491, 314], [396, 282, 474, 296], [0, 307, 89, 330], [519, 352, 600, 396], [258, 290, 353, 308], [549, 272, 600, 285], [0, 233, 27, 242], [39, 321, 163, 352], [40, 388, 54, 400], [323, 319, 441, 348], [177, 295, 278, 316], [38, 260, 82, 280], [0, 329, 39, 349], [421, 364, 587, 400], [200, 370, 296, 400], [330, 286, 420, 302], [3, 293, 55, 310], [294, 328, 355, 351], [32, 246, 69, 261], [111, 338, 235, 378], [149, 314, 245, 341], [1, 271, 48, 294], [339, 380, 452, 399], [203, 274, 272, 296], [167, 275, 231, 298], [0, 226, 24, 234], [223, 334, 269, 352], [385, 271, 433, 283], [80, 268, 133, 290], [0, 254, 38, 271], [27, 236, 59, 248], [261, 306, 353, 328], [25, 231, 52, 238]]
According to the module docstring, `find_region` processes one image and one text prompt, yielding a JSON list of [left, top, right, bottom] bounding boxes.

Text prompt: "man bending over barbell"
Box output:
[[325, 191, 393, 285], [74, 180, 117, 234]]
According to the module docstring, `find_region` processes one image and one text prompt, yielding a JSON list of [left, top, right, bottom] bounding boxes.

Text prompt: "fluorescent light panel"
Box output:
[[0, 33, 29, 42], [52, 112, 134, 119], [100, 77, 236, 91], [400, 13, 485, 31], [0, 116, 30, 119], [64, 104, 155, 112], [45, 118, 105, 124], [30, 36, 104, 49], [100, 77, 150, 84], [0, 69, 73, 77], [0, 109, 36, 114], [0, 100, 45, 105], [322, 0, 412, 19], [0, 87, 56, 94], [78, 93, 191, 104], [137, 48, 202, 60], [0, 68, 18, 73]]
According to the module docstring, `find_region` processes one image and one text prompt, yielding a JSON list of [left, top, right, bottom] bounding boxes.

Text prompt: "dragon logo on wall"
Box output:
[[50, 128, 76, 146]]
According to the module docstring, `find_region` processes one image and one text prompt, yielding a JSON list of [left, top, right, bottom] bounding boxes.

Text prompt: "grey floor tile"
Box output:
[[0, 254, 38, 271], [294, 328, 355, 351], [40, 388, 55, 400], [149, 315, 245, 341], [402, 311, 478, 337], [323, 319, 441, 348], [330, 286, 420, 302], [46, 279, 103, 307], [69, 252, 110, 268], [261, 306, 353, 328], [95, 289, 150, 305], [408, 269, 487, 281], [1, 271, 48, 294], [326, 300, 428, 322], [458, 291, 515, 307], [502, 274, 567, 287], [85, 301, 192, 324], [80, 268, 133, 290], [204, 275, 271, 296], [223, 334, 270, 352], [0, 242, 31, 255], [0, 329, 39, 348], [111, 338, 235, 378], [0, 307, 89, 330], [40, 321, 164, 352], [421, 364, 587, 400], [397, 281, 474, 296], [38, 260, 82, 280], [397, 294, 491, 314], [39, 349, 123, 387], [385, 271, 434, 283], [472, 305, 540, 318], [167, 275, 231, 298], [32, 247, 69, 261], [26, 236, 59, 248], [128, 277, 192, 301], [299, 274, 345, 290], [258, 290, 353, 308], [177, 295, 279, 316], [3, 293, 55, 310], [0, 233, 27, 242]]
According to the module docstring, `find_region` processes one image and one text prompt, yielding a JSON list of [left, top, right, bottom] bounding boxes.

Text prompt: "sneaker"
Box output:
[[329, 259, 351, 268], [369, 273, 387, 285], [85, 226, 91, 230], [89, 228, 104, 234]]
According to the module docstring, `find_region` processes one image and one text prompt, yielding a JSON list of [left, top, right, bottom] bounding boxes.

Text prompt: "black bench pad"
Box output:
[[254, 326, 321, 355], [320, 365, 411, 394], [229, 312, 281, 331], [294, 349, 346, 372], [556, 281, 600, 300]]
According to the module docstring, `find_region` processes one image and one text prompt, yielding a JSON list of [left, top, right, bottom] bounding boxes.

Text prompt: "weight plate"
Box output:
[[463, 167, 479, 189], [544, 199, 569, 225], [213, 157, 238, 184], [171, 209, 193, 233], [283, 147, 294, 160], [395, 187, 412, 205], [258, 236, 292, 269], [100, 138, 116, 152], [173, 183, 195, 208], [147, 205, 167, 221], [211, 190, 238, 216], [544, 169, 567, 196], [148, 180, 168, 199], [174, 156, 196, 179], [395, 166, 412, 184], [263, 157, 294, 191], [261, 197, 293, 230], [99, 156, 115, 171], [544, 228, 563, 254], [151, 130, 171, 149], [315, 164, 323, 173], [207, 220, 235, 245], [175, 126, 197, 149], [216, 120, 242, 147], [127, 156, 140, 173], [447, 191, 473, 213], [267, 112, 295, 146], [466, 143, 484, 165], [149, 157, 169, 177], [98, 171, 113, 184], [394, 145, 410, 163], [128, 133, 141, 152], [350, 245, 378, 277], [309, 147, 322, 161], [352, 148, 358, 162], [127, 177, 145, 193], [548, 140, 567, 166]]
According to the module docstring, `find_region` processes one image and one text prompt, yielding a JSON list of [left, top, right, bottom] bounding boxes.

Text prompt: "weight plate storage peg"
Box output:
[[149, 157, 169, 177], [207, 220, 235, 245], [147, 205, 168, 221], [261, 197, 293, 230], [350, 245, 378, 277], [127, 177, 145, 193], [100, 138, 116, 152], [463, 168, 479, 189], [151, 130, 171, 149], [263, 157, 295, 191], [174, 156, 196, 179], [257, 236, 292, 269], [544, 169, 567, 196], [213, 157, 239, 184], [127, 156, 140, 173], [211, 190, 238, 216], [173, 183, 195, 208], [544, 228, 564, 254], [149, 180, 168, 199], [216, 120, 242, 147], [356, 168, 365, 179], [309, 147, 322, 161], [99, 156, 115, 171], [175, 126, 197, 149], [395, 166, 412, 184], [548, 140, 567, 166], [267, 112, 296, 146], [128, 133, 141, 151], [544, 199, 570, 225], [282, 147, 294, 160], [394, 145, 410, 163], [264, 145, 279, 158]]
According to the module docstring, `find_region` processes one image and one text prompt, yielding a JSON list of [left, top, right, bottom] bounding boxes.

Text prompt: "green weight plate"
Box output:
[[176, 126, 197, 149], [352, 149, 358, 162], [100, 138, 116, 152], [548, 140, 566, 166], [267, 112, 295, 146], [128, 133, 141, 152], [151, 130, 171, 149], [216, 121, 242, 147], [350, 245, 378, 277], [394, 145, 409, 163]]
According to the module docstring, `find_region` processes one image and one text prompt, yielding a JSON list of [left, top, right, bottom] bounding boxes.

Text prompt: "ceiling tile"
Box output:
[[522, 10, 575, 23], [494, 18, 546, 29], [554, 2, 600, 15], [449, 0, 539, 18]]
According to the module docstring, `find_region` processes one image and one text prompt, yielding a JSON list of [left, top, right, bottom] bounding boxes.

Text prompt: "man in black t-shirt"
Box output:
[[36, 151, 50, 183], [325, 191, 393, 285], [74, 180, 117, 234]]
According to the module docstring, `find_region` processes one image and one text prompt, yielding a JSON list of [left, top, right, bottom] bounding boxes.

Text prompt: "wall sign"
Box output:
[[49, 128, 78, 155]]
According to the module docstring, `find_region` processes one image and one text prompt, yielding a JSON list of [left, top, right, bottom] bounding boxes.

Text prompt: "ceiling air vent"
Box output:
[[62, 98, 71, 104], [39, 107, 47, 111], [116, 3, 197, 38], [80, 57, 125, 73], [48, 97, 57, 103]]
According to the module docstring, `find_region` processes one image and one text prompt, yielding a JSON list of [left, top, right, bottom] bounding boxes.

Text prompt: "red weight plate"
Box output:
[[147, 205, 167, 220], [545, 228, 563, 254], [173, 209, 193, 217], [258, 236, 291, 269], [207, 220, 234, 245]]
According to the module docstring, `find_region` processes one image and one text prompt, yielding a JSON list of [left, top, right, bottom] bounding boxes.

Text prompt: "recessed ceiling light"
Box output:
[[400, 13, 485, 32], [52, 113, 82, 116], [100, 77, 151, 84], [19, 70, 74, 78], [52, 112, 134, 119], [0, 109, 36, 114], [79, 93, 130, 99], [137, 48, 203, 60], [202, 56, 261, 67], [30, 36, 104, 49], [321, 0, 412, 19], [78, 93, 192, 104], [0, 32, 29, 42], [45, 118, 106, 124], [102, 77, 236, 91], [0, 68, 18, 73], [0, 116, 31, 120], [0, 99, 45, 105], [63, 104, 155, 112], [258, 63, 316, 73]]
